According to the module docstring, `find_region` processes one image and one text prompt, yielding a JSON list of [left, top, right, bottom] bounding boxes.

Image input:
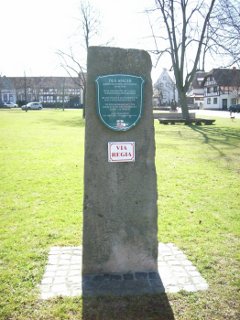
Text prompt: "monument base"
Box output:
[[39, 244, 208, 299], [82, 271, 164, 297]]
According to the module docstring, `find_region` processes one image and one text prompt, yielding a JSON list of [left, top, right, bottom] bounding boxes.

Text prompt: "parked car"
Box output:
[[21, 102, 43, 110], [3, 102, 18, 108], [228, 104, 240, 113]]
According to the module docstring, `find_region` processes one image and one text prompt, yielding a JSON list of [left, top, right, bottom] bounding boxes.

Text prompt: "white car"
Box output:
[[3, 102, 18, 108], [21, 102, 43, 110]]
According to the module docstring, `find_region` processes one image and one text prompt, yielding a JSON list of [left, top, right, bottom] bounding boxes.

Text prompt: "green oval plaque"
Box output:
[[96, 74, 144, 131]]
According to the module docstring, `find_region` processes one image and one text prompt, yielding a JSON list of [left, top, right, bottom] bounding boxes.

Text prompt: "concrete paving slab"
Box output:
[[39, 243, 208, 299]]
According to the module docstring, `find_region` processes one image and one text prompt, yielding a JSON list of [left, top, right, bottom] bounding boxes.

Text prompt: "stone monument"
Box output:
[[83, 46, 158, 278]]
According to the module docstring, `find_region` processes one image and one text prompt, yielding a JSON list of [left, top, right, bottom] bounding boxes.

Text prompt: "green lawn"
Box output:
[[0, 109, 239, 319]]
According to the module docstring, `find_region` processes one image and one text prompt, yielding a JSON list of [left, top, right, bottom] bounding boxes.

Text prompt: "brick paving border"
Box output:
[[39, 243, 208, 299]]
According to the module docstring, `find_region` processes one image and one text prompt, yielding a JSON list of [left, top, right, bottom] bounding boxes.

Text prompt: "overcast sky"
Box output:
[[0, 0, 230, 83], [0, 0, 163, 79]]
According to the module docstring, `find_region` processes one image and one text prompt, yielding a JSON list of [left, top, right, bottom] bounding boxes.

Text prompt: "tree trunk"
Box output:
[[179, 91, 190, 120], [82, 87, 86, 119]]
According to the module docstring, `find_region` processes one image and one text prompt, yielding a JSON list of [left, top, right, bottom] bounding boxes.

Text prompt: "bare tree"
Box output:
[[206, 0, 240, 68], [149, 0, 216, 119], [57, 48, 86, 110], [153, 85, 163, 107], [57, 0, 100, 116], [80, 0, 100, 50]]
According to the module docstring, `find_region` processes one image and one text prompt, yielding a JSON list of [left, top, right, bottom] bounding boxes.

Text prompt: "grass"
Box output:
[[0, 109, 239, 319]]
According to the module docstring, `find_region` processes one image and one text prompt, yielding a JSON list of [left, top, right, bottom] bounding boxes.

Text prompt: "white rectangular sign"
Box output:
[[108, 142, 135, 162]]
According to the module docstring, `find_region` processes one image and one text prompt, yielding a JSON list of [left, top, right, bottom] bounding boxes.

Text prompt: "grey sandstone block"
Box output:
[[83, 46, 158, 275]]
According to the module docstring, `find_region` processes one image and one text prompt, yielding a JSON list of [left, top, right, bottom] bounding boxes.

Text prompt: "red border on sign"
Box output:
[[108, 142, 135, 162]]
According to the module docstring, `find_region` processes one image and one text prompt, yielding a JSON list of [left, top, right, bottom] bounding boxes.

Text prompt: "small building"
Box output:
[[153, 68, 178, 107], [202, 68, 240, 110], [0, 76, 16, 104], [187, 71, 206, 109]]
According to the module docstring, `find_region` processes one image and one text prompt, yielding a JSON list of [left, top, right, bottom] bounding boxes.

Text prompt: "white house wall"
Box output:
[[1, 89, 17, 104], [154, 69, 178, 105], [204, 93, 236, 110]]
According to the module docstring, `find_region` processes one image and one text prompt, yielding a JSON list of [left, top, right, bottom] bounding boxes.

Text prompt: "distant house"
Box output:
[[0, 76, 85, 108], [153, 68, 178, 107], [0, 76, 16, 104], [187, 71, 206, 109], [202, 68, 240, 110]]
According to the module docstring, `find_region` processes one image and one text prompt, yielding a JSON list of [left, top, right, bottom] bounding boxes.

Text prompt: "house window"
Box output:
[[207, 87, 211, 93], [213, 98, 217, 104], [207, 98, 211, 104], [213, 86, 218, 92]]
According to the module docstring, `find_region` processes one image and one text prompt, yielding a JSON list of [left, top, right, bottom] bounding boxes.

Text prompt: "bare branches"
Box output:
[[56, 49, 86, 89], [206, 0, 240, 67], [151, 0, 216, 118], [80, 0, 100, 50], [56, 0, 102, 114]]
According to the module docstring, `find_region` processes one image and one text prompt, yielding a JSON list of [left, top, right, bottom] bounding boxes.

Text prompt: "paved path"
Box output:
[[195, 110, 240, 119], [39, 243, 208, 299]]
